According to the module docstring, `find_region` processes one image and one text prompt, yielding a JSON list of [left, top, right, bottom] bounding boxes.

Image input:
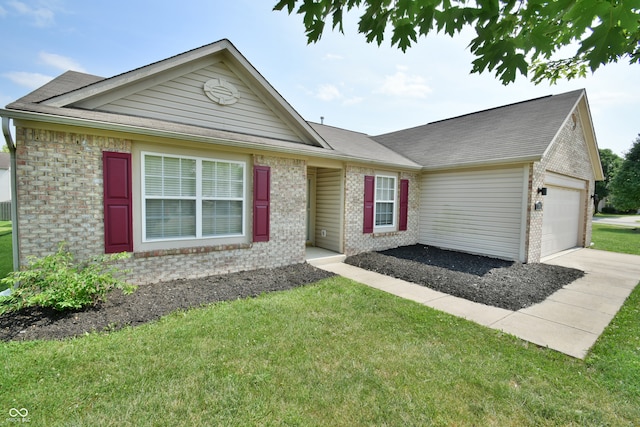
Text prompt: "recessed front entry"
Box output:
[[307, 167, 344, 254]]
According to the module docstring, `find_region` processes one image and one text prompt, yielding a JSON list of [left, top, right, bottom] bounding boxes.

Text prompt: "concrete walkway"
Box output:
[[313, 249, 640, 359]]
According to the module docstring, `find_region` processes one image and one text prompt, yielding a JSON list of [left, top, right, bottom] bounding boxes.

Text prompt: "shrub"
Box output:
[[0, 242, 136, 314], [600, 205, 619, 214]]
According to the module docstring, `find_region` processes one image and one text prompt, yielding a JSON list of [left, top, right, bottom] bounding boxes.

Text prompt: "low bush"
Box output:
[[0, 242, 136, 314]]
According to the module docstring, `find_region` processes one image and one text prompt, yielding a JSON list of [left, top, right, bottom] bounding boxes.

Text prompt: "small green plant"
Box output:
[[0, 242, 136, 314]]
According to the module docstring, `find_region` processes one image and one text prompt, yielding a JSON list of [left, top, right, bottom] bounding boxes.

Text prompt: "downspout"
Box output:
[[1, 116, 19, 272]]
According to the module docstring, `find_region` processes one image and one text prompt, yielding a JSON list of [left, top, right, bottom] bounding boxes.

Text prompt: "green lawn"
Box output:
[[2, 277, 639, 426], [591, 223, 640, 255], [0, 221, 12, 288], [2, 221, 639, 425]]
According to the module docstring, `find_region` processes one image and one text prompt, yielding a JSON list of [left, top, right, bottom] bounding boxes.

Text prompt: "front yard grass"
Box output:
[[2, 277, 639, 426], [0, 221, 12, 288], [591, 223, 640, 255]]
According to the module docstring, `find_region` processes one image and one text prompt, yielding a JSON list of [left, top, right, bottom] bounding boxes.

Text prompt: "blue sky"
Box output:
[[1, 0, 638, 156]]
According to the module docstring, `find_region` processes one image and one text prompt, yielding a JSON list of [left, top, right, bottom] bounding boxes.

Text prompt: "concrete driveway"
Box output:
[[496, 248, 640, 358], [592, 215, 640, 227], [316, 248, 640, 359]]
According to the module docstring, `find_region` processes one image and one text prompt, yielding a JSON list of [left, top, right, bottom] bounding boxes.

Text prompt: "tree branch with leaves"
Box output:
[[274, 0, 640, 85]]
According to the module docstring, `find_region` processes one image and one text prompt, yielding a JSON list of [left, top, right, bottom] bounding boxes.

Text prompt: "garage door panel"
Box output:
[[419, 167, 527, 261], [541, 186, 582, 257]]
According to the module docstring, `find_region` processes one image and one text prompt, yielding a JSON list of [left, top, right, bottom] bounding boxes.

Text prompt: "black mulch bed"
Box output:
[[0, 263, 334, 342], [1, 244, 585, 343], [346, 244, 584, 311]]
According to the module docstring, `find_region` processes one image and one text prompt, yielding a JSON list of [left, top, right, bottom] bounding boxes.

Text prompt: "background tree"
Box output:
[[594, 148, 623, 211], [609, 135, 640, 212], [274, 0, 640, 85]]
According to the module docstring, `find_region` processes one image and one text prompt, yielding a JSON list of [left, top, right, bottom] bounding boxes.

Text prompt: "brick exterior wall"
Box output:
[[343, 165, 420, 255], [15, 127, 131, 261], [14, 111, 595, 283], [15, 126, 307, 284], [526, 111, 596, 262], [124, 154, 307, 284]]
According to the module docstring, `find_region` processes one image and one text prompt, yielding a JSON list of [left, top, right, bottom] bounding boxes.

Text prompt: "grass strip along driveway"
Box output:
[[2, 277, 639, 425], [591, 223, 640, 255]]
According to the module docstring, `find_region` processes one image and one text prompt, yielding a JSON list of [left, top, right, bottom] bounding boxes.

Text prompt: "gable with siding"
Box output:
[[73, 60, 305, 143], [27, 40, 328, 149]]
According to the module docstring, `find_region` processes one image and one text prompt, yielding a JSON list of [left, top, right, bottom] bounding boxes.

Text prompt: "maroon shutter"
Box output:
[[363, 175, 374, 234], [399, 179, 409, 231], [253, 165, 270, 242], [103, 151, 133, 253]]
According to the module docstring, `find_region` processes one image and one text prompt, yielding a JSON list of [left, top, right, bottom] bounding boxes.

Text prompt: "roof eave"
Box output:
[[421, 156, 541, 172], [0, 108, 420, 170]]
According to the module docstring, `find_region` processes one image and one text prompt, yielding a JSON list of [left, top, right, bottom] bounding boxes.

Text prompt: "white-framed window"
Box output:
[[142, 152, 245, 242], [375, 174, 397, 229]]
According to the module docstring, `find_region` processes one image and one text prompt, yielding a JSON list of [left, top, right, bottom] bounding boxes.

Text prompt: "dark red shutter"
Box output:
[[103, 151, 133, 253], [253, 165, 270, 242], [363, 175, 374, 234], [399, 179, 409, 231]]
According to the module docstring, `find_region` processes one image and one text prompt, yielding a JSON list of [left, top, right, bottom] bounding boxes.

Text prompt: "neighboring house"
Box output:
[[0, 152, 10, 202], [0, 39, 603, 284]]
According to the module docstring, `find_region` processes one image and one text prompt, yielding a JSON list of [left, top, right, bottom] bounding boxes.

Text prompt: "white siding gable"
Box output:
[[419, 166, 528, 261], [0, 168, 10, 202], [75, 60, 307, 143]]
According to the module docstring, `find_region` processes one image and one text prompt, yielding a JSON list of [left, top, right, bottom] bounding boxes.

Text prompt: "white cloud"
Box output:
[[314, 83, 364, 106], [343, 96, 364, 106], [39, 52, 86, 72], [323, 53, 343, 61], [4, 71, 54, 90], [374, 66, 432, 98], [8, 0, 55, 27], [588, 90, 635, 110], [316, 83, 342, 101], [0, 5, 7, 16]]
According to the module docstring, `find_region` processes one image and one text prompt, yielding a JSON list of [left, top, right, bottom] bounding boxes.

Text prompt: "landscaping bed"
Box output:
[[0, 263, 334, 342], [347, 244, 584, 311], [1, 244, 585, 342]]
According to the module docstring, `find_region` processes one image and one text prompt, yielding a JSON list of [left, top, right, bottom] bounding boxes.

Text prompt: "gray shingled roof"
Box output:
[[372, 90, 584, 170], [10, 71, 105, 105], [308, 123, 420, 168]]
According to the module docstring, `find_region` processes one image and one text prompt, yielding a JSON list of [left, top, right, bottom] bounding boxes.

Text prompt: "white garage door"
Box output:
[[419, 166, 528, 261], [541, 186, 582, 258]]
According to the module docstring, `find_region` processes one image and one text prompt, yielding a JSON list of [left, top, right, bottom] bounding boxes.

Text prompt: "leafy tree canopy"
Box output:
[[595, 148, 623, 200], [273, 0, 640, 85], [610, 134, 640, 211]]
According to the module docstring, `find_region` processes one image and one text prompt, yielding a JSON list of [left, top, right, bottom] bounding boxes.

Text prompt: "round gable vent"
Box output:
[[203, 78, 240, 105]]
